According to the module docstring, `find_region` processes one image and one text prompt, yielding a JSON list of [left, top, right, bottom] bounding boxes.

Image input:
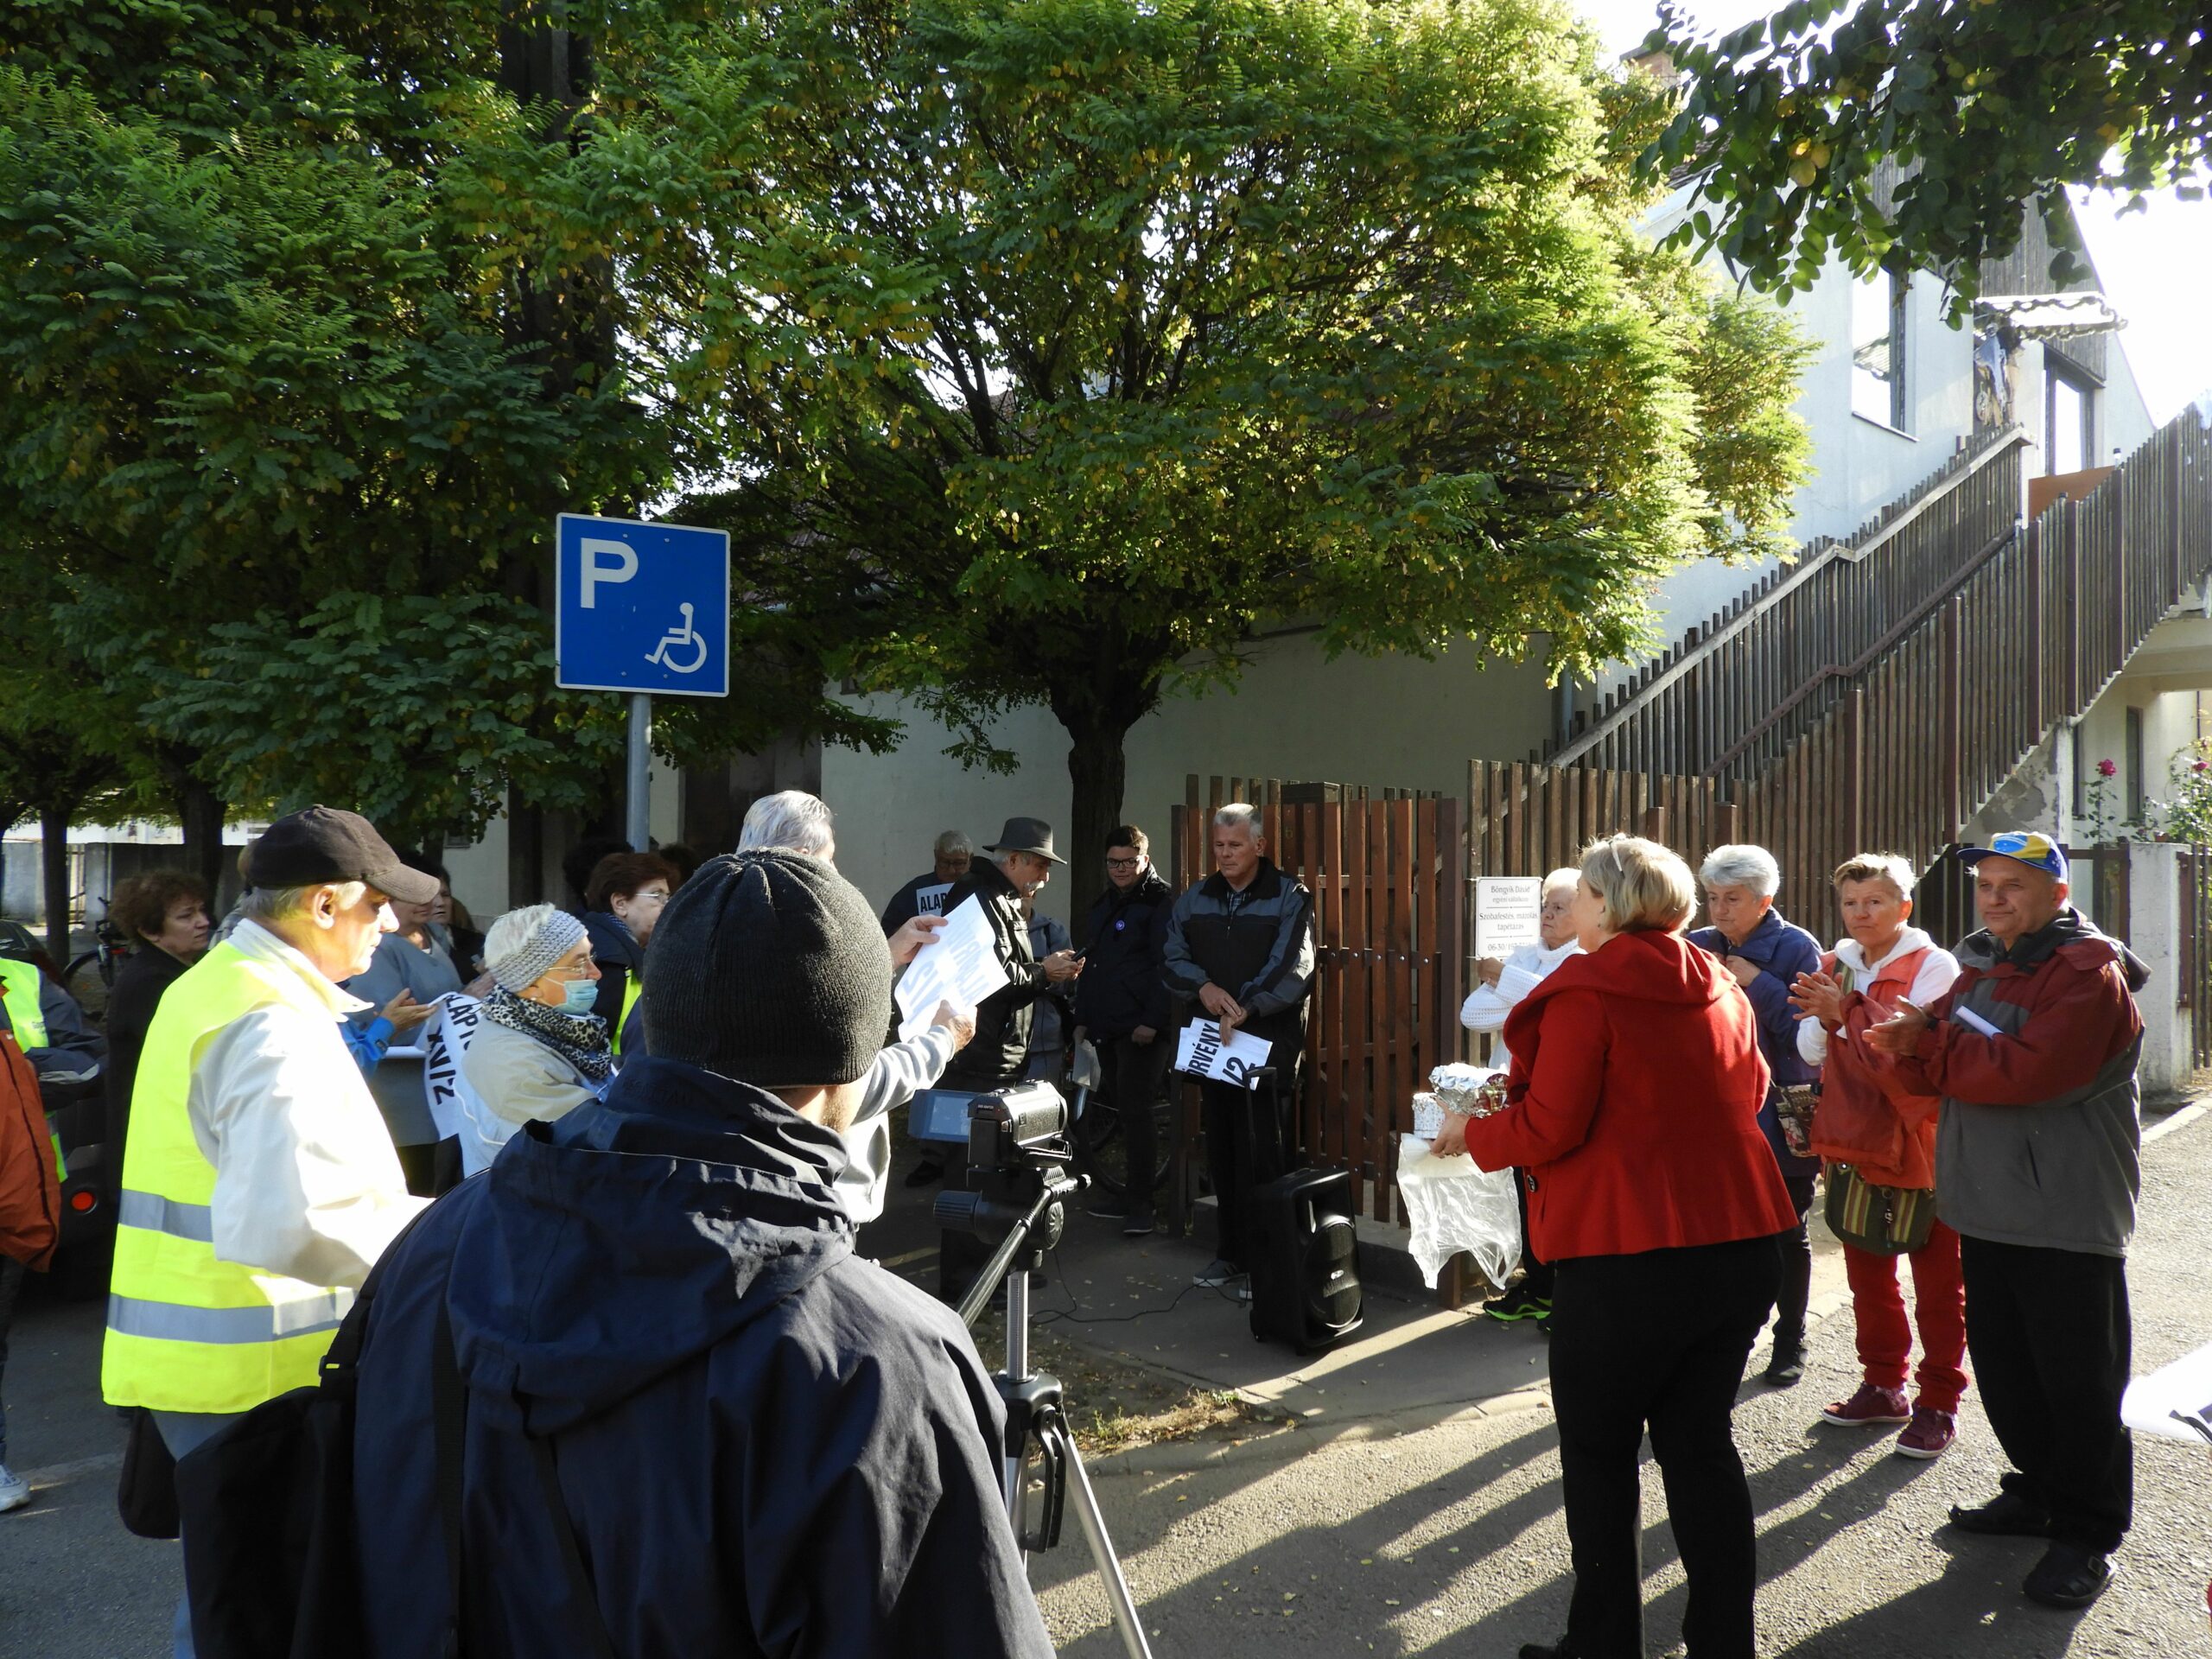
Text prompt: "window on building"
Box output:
[[1851, 271, 1909, 430], [2126, 705, 2145, 824], [2046, 362, 2095, 475]]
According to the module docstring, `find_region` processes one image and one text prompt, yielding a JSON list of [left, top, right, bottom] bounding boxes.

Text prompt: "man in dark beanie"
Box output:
[[345, 852, 1053, 1657]]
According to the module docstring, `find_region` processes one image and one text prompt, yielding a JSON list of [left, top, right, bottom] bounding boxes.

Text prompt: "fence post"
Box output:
[[1939, 599, 1964, 843], [1842, 684, 1866, 855], [2024, 518, 2044, 732], [2062, 499, 2082, 712]]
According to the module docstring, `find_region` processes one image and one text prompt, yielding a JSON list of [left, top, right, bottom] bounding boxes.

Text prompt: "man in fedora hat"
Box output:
[[906, 817, 1083, 1187]]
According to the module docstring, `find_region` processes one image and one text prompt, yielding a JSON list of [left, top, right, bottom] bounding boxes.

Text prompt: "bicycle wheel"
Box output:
[[1071, 1085, 1173, 1195], [62, 950, 106, 1011]]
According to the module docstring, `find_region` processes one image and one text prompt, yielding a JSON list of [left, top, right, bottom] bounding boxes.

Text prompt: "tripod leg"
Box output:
[[1037, 1421, 1154, 1659]]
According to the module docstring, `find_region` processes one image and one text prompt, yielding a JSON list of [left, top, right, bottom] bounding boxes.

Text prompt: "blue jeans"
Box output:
[[153, 1409, 244, 1659]]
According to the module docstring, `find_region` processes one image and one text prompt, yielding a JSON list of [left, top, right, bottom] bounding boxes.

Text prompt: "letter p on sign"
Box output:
[[579, 537, 638, 608]]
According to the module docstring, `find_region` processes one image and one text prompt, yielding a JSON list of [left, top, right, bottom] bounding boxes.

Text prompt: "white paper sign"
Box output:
[[1173, 1018, 1274, 1085], [422, 995, 486, 1145], [894, 894, 1011, 1041], [1474, 876, 1544, 958], [2122, 1338, 2212, 1445]]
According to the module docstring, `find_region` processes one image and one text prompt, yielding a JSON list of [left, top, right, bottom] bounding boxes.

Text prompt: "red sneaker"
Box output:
[[1896, 1407, 1957, 1460], [1819, 1383, 1912, 1427]]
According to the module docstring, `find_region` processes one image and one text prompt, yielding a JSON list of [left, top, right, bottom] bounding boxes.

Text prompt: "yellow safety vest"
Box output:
[[0, 957, 48, 1051], [101, 942, 358, 1413], [612, 972, 645, 1059]]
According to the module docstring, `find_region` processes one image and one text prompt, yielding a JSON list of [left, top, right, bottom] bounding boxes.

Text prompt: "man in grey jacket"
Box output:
[[1871, 832, 2146, 1611], [1163, 803, 1314, 1294]]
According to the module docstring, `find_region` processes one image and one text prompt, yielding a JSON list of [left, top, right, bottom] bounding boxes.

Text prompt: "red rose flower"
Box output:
[[2097, 759, 2118, 778]]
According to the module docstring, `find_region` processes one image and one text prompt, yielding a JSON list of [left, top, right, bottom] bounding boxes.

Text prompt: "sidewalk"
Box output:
[[865, 1156, 1855, 1446]]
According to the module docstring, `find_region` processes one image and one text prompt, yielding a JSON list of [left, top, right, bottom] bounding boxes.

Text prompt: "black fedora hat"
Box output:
[[982, 816, 1064, 864]]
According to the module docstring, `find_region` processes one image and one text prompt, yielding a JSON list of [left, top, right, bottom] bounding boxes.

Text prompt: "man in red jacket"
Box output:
[[1871, 831, 2145, 1611]]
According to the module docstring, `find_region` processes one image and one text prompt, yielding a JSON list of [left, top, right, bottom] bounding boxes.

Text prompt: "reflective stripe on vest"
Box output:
[[613, 973, 645, 1058], [0, 957, 48, 1052], [100, 941, 360, 1414]]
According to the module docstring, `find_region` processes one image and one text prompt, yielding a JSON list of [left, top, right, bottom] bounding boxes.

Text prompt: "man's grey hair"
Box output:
[[738, 790, 836, 856], [933, 830, 973, 858], [1700, 843, 1782, 899], [239, 880, 367, 925], [1213, 802, 1262, 835]]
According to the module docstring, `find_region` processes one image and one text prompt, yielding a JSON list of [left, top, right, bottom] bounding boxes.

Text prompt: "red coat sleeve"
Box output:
[[1896, 958, 2137, 1106], [1463, 989, 1609, 1172]]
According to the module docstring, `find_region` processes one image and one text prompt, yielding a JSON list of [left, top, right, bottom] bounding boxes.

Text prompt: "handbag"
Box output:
[[1824, 1162, 1938, 1255], [1773, 1084, 1821, 1160], [117, 1406, 181, 1540]]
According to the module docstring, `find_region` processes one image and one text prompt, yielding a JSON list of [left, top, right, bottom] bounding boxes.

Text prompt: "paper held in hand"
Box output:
[[893, 894, 1011, 1041], [1173, 1018, 1273, 1085]]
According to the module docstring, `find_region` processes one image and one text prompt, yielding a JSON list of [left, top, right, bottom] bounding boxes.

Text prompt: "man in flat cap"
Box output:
[[103, 806, 435, 1656], [906, 816, 1084, 1187], [346, 850, 1054, 1657]]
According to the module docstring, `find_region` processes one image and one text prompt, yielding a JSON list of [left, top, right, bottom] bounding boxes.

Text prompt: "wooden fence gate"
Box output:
[[1166, 779, 1464, 1233]]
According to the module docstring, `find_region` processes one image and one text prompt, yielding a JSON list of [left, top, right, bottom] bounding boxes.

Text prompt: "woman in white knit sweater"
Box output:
[[1459, 866, 1582, 1324], [1460, 867, 1584, 1033]]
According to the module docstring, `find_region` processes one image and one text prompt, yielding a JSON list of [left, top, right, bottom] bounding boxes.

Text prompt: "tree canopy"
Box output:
[[547, 0, 1814, 876], [1646, 0, 2211, 309]]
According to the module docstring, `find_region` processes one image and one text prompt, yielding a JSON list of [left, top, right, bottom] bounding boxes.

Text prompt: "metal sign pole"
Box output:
[[626, 692, 652, 851]]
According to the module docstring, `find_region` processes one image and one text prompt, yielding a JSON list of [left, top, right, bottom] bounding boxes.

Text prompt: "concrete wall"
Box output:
[[821, 635, 1556, 924], [2125, 842, 2196, 1103]]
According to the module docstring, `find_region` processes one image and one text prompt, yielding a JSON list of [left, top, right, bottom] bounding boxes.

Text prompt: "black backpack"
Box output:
[[170, 1210, 623, 1659]]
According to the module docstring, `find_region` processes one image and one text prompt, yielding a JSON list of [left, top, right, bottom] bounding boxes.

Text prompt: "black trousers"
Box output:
[[1516, 1173, 1554, 1300], [1550, 1236, 1781, 1659], [1958, 1234, 2134, 1554], [1770, 1173, 1817, 1351], [1099, 1033, 1170, 1200], [1198, 1068, 1294, 1268]]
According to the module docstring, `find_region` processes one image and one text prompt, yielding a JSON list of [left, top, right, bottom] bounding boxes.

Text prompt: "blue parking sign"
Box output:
[[554, 513, 731, 697]]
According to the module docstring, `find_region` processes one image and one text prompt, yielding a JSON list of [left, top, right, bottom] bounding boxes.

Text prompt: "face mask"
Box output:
[[558, 977, 600, 1016]]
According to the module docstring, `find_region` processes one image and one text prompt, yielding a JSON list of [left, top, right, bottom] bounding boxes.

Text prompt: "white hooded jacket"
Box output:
[[1459, 937, 1584, 1034]]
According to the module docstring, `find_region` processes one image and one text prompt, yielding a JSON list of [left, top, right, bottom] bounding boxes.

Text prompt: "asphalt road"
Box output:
[[3, 1106, 2207, 1657]]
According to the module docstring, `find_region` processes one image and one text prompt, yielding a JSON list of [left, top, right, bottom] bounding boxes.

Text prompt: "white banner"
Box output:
[[423, 995, 489, 1157], [1172, 1018, 1274, 1086], [894, 894, 1011, 1041]]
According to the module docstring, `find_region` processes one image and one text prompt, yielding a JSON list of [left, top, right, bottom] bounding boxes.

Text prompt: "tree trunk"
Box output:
[[41, 800, 73, 971], [175, 776, 228, 899], [1062, 715, 1135, 946]]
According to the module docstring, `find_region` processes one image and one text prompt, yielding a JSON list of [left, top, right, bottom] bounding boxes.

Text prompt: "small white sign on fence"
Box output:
[[1474, 876, 1545, 959]]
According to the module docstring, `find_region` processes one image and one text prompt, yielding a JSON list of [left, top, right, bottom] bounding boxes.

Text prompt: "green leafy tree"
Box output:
[[512, 0, 1812, 880], [1645, 0, 2211, 309]]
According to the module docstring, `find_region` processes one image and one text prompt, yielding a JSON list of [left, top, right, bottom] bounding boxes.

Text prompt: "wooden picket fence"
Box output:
[[1165, 777, 1463, 1231]]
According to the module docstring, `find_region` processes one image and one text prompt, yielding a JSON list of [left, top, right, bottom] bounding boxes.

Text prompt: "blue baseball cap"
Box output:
[[1958, 830, 2068, 882]]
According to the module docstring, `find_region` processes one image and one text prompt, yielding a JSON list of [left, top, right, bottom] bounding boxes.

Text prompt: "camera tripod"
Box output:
[[940, 1164, 1157, 1659]]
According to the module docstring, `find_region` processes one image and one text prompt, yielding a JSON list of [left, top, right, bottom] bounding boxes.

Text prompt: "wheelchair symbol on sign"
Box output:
[[645, 603, 709, 674]]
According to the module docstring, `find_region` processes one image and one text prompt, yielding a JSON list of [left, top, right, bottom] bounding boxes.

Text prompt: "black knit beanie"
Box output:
[[642, 850, 892, 1087]]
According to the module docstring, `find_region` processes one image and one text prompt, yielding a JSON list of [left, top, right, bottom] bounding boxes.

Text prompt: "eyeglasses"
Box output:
[[1104, 857, 1141, 871], [547, 961, 596, 980]]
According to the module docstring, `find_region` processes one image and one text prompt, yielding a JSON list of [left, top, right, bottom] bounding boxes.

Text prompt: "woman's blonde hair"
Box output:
[[1579, 835, 1697, 935]]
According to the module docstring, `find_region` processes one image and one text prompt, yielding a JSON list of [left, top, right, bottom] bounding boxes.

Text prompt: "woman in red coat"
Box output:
[[1433, 835, 1797, 1659]]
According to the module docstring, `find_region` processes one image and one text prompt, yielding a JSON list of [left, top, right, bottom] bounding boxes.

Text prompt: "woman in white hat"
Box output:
[[455, 904, 614, 1174]]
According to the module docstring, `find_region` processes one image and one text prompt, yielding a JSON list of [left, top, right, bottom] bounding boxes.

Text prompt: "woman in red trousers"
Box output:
[[1433, 835, 1797, 1659], [1789, 852, 1967, 1459]]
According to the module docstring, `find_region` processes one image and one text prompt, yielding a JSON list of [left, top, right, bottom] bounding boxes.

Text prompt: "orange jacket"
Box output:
[[1808, 946, 1947, 1189], [0, 1033, 59, 1270]]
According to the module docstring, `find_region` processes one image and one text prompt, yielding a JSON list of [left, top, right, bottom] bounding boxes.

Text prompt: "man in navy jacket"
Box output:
[[1072, 823, 1175, 1235], [348, 850, 1052, 1658]]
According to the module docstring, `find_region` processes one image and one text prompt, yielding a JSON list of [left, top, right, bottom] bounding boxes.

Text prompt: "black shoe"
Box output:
[[1485, 1285, 1551, 1324], [903, 1159, 945, 1189], [1764, 1345, 1804, 1387], [1948, 1491, 2055, 1539], [1086, 1198, 1132, 1221], [1122, 1205, 1156, 1236], [2022, 1543, 2114, 1608]]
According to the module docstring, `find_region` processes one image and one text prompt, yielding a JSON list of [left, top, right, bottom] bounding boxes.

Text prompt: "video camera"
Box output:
[[931, 1081, 1082, 1281]]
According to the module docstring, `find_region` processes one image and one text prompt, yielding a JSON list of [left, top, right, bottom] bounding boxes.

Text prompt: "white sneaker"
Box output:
[[0, 1464, 30, 1514], [1192, 1258, 1241, 1289]]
